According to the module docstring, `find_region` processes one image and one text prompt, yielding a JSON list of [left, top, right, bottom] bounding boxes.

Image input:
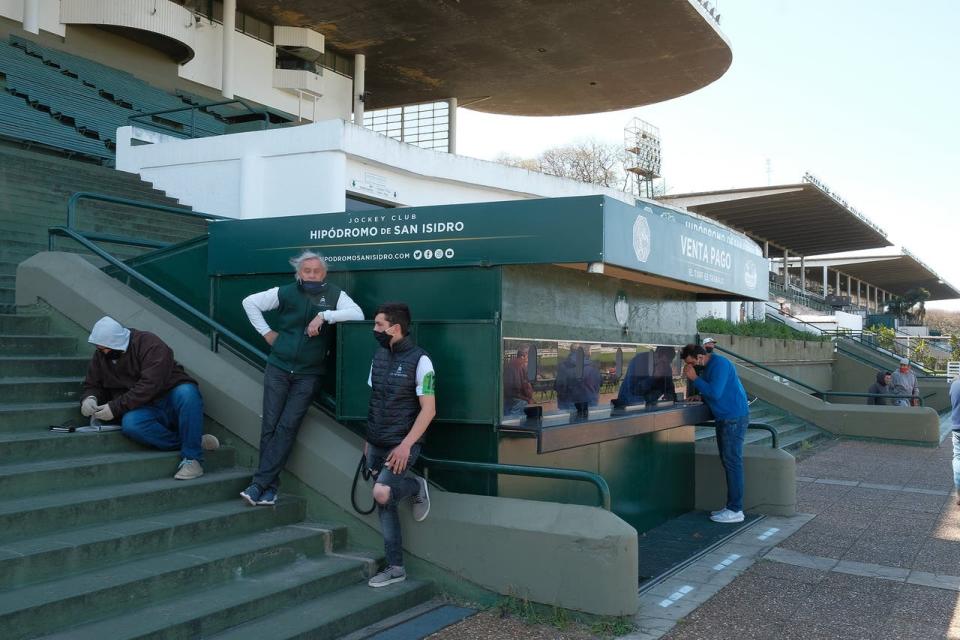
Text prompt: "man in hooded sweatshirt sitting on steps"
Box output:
[[80, 316, 218, 480]]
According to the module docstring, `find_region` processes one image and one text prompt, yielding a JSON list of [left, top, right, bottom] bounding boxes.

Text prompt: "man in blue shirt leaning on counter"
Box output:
[[681, 343, 750, 524]]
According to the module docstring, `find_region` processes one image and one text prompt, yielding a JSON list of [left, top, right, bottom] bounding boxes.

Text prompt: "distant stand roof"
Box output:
[[659, 179, 893, 257], [239, 0, 732, 116], [799, 252, 960, 301]]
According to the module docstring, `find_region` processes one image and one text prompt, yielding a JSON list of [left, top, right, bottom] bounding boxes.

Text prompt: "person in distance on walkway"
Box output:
[[866, 370, 892, 405], [240, 250, 362, 507], [950, 374, 960, 506], [365, 302, 434, 588], [80, 316, 217, 480], [702, 337, 717, 353], [890, 357, 919, 407], [681, 343, 750, 524]]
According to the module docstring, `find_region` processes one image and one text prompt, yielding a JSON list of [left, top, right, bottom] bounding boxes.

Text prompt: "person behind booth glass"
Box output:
[[555, 343, 600, 414], [866, 370, 892, 405], [503, 344, 534, 415], [682, 343, 750, 524], [240, 250, 363, 507], [365, 302, 435, 588], [616, 346, 676, 407]]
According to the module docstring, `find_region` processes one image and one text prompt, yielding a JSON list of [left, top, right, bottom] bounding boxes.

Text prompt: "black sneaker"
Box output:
[[412, 476, 430, 522]]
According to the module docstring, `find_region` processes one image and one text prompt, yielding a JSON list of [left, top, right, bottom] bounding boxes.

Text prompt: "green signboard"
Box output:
[[208, 195, 767, 300]]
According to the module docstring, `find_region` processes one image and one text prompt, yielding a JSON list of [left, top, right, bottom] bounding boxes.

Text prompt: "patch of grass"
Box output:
[[590, 616, 636, 637]]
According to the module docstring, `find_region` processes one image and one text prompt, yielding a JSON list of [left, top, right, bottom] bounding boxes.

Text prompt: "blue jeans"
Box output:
[[252, 364, 319, 490], [952, 431, 960, 492], [716, 415, 748, 512], [367, 443, 421, 567], [121, 383, 204, 461]]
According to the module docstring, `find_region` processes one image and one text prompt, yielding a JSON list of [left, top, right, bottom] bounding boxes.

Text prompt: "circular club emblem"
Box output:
[[744, 261, 758, 289], [632, 215, 651, 263]]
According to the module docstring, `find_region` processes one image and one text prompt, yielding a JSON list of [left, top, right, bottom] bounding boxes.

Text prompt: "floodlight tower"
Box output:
[[625, 118, 662, 198]]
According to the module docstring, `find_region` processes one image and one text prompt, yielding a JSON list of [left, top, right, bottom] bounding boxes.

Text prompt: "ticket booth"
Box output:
[[202, 195, 768, 533]]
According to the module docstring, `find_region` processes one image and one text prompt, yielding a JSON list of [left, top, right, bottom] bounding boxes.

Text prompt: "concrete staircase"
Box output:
[[695, 398, 831, 453], [0, 145, 208, 277], [0, 307, 432, 639]]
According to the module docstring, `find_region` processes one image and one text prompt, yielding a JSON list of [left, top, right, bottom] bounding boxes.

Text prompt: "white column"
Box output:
[[783, 248, 789, 286], [353, 54, 366, 125], [22, 0, 39, 34], [847, 275, 851, 298], [800, 255, 806, 292], [822, 266, 829, 296], [447, 97, 458, 153], [836, 270, 841, 295], [221, 0, 236, 99]]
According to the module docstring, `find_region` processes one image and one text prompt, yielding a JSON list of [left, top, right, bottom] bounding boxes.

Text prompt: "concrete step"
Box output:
[[38, 553, 395, 640], [0, 401, 81, 431], [778, 427, 832, 452], [0, 377, 82, 403], [0, 525, 335, 640], [0, 469, 251, 543], [207, 580, 434, 640], [0, 313, 51, 334], [0, 335, 78, 356], [0, 429, 146, 461], [0, 447, 236, 497], [0, 497, 306, 591], [0, 355, 88, 377]]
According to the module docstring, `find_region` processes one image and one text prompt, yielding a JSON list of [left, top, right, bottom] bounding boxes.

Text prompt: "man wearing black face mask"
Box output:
[[365, 301, 435, 588], [81, 316, 216, 480], [240, 250, 363, 506]]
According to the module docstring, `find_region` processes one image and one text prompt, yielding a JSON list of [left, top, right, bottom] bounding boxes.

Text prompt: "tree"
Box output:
[[495, 139, 668, 195]]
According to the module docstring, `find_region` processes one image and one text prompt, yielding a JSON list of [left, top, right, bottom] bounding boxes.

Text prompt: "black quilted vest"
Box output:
[[367, 336, 428, 447]]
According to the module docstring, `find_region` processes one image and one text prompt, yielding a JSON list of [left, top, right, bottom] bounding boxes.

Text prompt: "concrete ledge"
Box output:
[[739, 367, 939, 444], [16, 252, 638, 616], [695, 442, 796, 516]]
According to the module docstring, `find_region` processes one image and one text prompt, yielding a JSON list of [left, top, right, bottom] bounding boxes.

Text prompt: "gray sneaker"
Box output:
[[174, 458, 203, 480], [412, 476, 430, 522], [368, 565, 406, 588]]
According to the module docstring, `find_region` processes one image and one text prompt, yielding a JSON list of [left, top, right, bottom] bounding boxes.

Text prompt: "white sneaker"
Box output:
[[710, 509, 744, 523], [710, 508, 726, 516], [174, 458, 203, 480]]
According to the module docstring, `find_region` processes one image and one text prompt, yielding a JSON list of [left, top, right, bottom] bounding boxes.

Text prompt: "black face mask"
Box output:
[[373, 330, 393, 348], [299, 280, 327, 295], [105, 350, 124, 362]]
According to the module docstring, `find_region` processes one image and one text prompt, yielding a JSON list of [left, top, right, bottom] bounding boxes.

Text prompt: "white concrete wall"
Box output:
[[179, 18, 352, 121], [116, 119, 635, 218], [0, 0, 66, 35]]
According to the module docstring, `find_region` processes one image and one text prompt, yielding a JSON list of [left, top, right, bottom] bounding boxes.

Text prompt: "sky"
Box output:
[[456, 0, 960, 310]]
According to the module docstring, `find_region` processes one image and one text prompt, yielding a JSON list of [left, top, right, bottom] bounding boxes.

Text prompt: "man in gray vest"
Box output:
[[365, 302, 435, 588], [240, 250, 362, 506]]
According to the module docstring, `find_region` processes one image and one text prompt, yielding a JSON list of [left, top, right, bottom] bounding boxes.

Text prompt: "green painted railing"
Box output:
[[49, 222, 613, 509], [697, 421, 780, 449], [835, 344, 945, 381], [419, 454, 612, 510]]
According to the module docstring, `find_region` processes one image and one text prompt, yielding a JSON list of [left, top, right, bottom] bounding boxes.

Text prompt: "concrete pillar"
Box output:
[[353, 54, 366, 125], [763, 241, 769, 258], [836, 270, 841, 295], [822, 266, 829, 296], [447, 97, 458, 154], [783, 249, 789, 286], [847, 275, 851, 299], [800, 255, 806, 292], [22, 0, 39, 34], [221, 0, 236, 99]]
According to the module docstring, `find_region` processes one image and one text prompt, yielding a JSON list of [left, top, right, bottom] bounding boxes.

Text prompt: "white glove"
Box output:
[[93, 404, 115, 422], [81, 396, 99, 417]]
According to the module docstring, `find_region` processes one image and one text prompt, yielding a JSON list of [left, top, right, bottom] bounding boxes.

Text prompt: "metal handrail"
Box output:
[[713, 345, 925, 406], [129, 98, 271, 138], [764, 303, 828, 337], [49, 224, 614, 511], [697, 421, 780, 449], [835, 344, 945, 381], [66, 192, 224, 229], [418, 454, 611, 510]]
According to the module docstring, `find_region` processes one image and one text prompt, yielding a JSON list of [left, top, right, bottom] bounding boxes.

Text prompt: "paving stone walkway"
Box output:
[[628, 434, 960, 640]]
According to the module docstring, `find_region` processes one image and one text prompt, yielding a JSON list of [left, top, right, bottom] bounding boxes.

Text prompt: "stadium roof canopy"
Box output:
[[800, 252, 960, 301], [239, 0, 732, 115], [659, 177, 893, 258]]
